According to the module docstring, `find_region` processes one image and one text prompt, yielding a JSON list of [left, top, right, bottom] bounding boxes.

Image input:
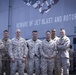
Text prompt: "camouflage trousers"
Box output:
[[1, 59, 10, 75], [57, 58, 70, 75], [28, 56, 40, 75], [41, 57, 54, 75], [10, 59, 25, 75]]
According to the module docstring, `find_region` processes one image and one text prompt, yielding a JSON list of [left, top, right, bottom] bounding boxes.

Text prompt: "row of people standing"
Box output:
[[0, 28, 70, 75], [26, 28, 70, 75]]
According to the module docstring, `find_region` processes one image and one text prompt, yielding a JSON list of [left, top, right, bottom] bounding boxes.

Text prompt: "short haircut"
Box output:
[[16, 29, 21, 32], [60, 28, 66, 34], [60, 28, 65, 32], [3, 30, 8, 33], [52, 29, 56, 32], [32, 30, 38, 33], [46, 31, 51, 34], [60, 28, 64, 30]]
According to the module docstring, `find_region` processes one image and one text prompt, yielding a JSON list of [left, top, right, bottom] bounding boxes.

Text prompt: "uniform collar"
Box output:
[[51, 36, 58, 40], [31, 39, 38, 43], [15, 37, 21, 40], [60, 35, 66, 39], [2, 38, 9, 42], [46, 39, 51, 42]]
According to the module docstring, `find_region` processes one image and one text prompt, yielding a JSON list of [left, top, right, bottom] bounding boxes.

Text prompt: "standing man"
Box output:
[[51, 29, 59, 43], [57, 29, 70, 75], [9, 29, 28, 75], [51, 29, 59, 75], [0, 40, 4, 75], [1, 30, 11, 75], [27, 30, 42, 75], [40, 31, 57, 75]]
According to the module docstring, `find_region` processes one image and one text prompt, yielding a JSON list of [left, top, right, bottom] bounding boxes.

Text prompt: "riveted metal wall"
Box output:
[[0, 0, 76, 50]]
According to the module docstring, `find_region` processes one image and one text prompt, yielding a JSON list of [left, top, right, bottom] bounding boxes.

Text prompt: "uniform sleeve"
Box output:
[[58, 38, 70, 50], [57, 45, 63, 50], [8, 40, 14, 59], [0, 40, 4, 49], [57, 39, 62, 50], [40, 42, 48, 58], [23, 40, 28, 58], [51, 42, 57, 58], [62, 38, 70, 50]]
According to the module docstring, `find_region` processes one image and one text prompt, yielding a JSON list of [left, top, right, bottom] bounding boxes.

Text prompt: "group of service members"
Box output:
[[0, 28, 73, 75]]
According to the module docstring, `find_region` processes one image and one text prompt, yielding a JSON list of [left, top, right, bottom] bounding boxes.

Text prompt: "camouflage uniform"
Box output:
[[9, 37, 28, 75], [57, 36, 70, 75], [51, 36, 59, 75], [0, 40, 4, 74], [27, 39, 42, 75], [40, 39, 57, 75], [1, 39, 11, 75], [51, 36, 59, 44]]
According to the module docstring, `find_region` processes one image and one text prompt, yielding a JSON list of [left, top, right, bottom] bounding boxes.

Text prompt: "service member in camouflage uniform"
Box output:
[[57, 29, 70, 75], [27, 30, 42, 75], [0, 39, 4, 75], [40, 31, 57, 75], [1, 30, 11, 75], [9, 29, 28, 75], [51, 29, 59, 75]]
